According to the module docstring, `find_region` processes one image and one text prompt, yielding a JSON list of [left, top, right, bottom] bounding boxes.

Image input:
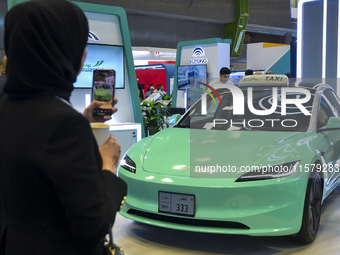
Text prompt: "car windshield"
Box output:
[[176, 87, 314, 132]]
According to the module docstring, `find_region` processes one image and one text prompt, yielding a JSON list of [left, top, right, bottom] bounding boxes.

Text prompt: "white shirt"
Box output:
[[209, 78, 234, 87]]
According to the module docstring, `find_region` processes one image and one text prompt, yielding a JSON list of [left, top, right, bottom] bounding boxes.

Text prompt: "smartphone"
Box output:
[[92, 69, 115, 116]]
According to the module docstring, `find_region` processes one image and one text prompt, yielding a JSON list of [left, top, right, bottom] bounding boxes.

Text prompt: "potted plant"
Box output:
[[141, 100, 170, 136], [160, 93, 173, 115], [160, 93, 172, 101]]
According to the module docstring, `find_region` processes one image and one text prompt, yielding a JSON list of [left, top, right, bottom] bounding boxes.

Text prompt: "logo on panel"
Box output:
[[88, 31, 100, 42], [190, 47, 208, 64]]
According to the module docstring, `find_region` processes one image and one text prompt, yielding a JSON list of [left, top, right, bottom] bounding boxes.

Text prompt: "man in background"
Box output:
[[137, 83, 145, 101], [159, 84, 166, 96], [209, 67, 233, 87], [144, 86, 154, 98], [245, 69, 253, 76]]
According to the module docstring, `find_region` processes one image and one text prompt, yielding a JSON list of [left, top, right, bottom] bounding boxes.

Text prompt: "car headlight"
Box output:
[[119, 154, 136, 173], [235, 161, 300, 182]]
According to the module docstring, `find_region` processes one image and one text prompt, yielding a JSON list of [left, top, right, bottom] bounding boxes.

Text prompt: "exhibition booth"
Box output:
[[172, 38, 232, 109], [6, 0, 340, 254], [70, 2, 144, 148], [132, 47, 176, 66], [297, 0, 339, 92], [135, 64, 175, 95], [133, 47, 176, 96], [10, 0, 147, 149], [246, 42, 291, 75]]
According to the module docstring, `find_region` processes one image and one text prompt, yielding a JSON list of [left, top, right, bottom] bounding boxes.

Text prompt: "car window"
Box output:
[[317, 90, 339, 128], [176, 88, 314, 132], [326, 90, 340, 117]]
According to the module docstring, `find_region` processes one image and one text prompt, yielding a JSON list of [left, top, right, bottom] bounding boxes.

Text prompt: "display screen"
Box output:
[[92, 69, 115, 103], [74, 44, 124, 88], [177, 65, 207, 90], [92, 69, 115, 116]]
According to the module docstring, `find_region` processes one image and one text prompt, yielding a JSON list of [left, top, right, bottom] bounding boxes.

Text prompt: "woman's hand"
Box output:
[[83, 98, 118, 123], [99, 134, 121, 174]]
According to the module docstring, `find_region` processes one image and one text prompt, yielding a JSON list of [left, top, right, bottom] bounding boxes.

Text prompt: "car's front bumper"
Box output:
[[118, 168, 308, 236]]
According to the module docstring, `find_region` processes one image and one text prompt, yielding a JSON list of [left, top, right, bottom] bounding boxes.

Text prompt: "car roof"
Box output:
[[237, 75, 334, 94], [238, 75, 289, 87]]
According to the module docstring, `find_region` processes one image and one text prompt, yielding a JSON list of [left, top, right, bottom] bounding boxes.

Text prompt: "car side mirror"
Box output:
[[326, 117, 340, 129], [317, 117, 340, 133], [168, 114, 181, 126]]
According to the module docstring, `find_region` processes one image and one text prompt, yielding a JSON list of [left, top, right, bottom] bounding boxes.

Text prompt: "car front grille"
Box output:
[[127, 209, 250, 229]]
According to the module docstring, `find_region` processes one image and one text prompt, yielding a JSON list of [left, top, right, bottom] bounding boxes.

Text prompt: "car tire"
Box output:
[[285, 170, 323, 244]]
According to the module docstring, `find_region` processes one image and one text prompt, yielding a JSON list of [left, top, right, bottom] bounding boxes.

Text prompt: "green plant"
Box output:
[[160, 93, 173, 114], [160, 93, 172, 101], [141, 100, 170, 136]]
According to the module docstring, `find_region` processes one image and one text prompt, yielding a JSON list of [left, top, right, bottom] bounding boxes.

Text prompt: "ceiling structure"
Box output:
[[72, 0, 297, 64], [1, 0, 297, 63]]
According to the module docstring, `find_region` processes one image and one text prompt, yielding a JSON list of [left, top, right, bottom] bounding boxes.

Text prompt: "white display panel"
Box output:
[[180, 43, 230, 80], [70, 10, 136, 124], [85, 12, 123, 46], [74, 44, 124, 88]]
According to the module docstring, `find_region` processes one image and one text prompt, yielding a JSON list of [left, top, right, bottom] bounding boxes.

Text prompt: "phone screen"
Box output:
[[92, 69, 115, 116]]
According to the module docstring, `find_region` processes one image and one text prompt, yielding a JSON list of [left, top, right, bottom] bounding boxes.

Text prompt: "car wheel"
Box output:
[[286, 171, 323, 244]]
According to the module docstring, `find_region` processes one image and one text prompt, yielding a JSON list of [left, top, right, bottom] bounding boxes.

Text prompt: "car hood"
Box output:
[[142, 128, 316, 177]]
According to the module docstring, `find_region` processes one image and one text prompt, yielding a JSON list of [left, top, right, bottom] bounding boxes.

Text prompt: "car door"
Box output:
[[317, 89, 340, 193]]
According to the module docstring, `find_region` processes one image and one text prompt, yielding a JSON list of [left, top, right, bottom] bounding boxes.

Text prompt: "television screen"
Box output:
[[74, 44, 124, 88], [177, 65, 207, 90]]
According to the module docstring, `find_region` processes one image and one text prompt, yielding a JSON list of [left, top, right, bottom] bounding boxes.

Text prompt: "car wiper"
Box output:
[[316, 127, 340, 133], [176, 124, 190, 128]]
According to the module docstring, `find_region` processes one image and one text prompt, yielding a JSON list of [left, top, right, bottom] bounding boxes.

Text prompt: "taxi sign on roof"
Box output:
[[238, 75, 289, 87]]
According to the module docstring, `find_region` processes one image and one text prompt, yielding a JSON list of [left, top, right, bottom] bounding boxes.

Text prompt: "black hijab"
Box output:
[[4, 0, 89, 101]]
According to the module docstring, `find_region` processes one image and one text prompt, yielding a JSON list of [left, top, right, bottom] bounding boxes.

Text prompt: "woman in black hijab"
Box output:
[[0, 1, 127, 254]]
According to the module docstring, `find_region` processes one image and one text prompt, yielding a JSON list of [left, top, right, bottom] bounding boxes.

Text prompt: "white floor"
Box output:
[[112, 185, 340, 255]]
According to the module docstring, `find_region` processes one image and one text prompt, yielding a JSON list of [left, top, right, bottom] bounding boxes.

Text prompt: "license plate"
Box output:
[[158, 191, 195, 217]]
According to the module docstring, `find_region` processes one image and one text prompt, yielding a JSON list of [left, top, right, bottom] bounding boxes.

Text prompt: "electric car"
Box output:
[[118, 75, 340, 243]]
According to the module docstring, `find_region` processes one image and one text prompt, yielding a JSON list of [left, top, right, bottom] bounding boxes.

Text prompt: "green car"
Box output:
[[94, 86, 112, 102], [118, 75, 340, 243]]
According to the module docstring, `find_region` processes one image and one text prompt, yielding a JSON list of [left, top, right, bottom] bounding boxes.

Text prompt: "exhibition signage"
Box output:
[[88, 31, 100, 42], [225, 0, 249, 58], [189, 47, 208, 64], [290, 0, 300, 22], [154, 51, 176, 58], [232, 14, 248, 58]]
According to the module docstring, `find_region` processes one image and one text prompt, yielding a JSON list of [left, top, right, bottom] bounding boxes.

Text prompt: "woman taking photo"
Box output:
[[0, 1, 127, 254]]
